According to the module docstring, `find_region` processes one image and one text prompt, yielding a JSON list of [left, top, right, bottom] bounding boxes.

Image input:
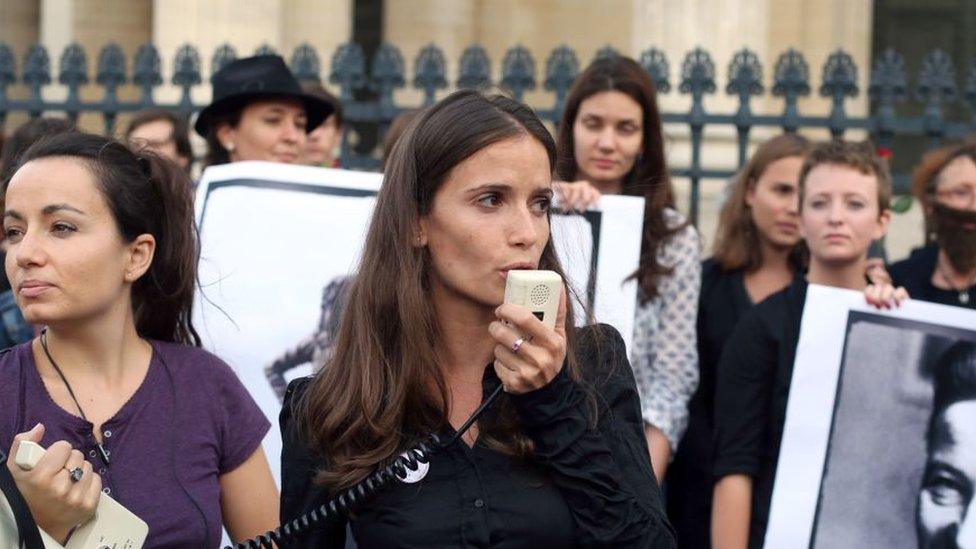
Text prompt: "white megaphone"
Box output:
[[0, 441, 147, 549]]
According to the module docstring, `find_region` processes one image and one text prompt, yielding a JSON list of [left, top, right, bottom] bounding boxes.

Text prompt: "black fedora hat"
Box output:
[[194, 54, 334, 137]]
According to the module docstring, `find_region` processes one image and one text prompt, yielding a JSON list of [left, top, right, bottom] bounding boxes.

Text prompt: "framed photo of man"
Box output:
[[767, 285, 976, 548]]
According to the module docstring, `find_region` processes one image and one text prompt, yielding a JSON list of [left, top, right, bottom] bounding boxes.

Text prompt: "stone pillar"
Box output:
[[0, 1, 41, 57], [152, 0, 352, 102], [383, 0, 477, 106], [768, 0, 873, 118], [0, 0, 41, 132], [282, 0, 353, 77], [38, 0, 150, 133], [152, 0, 283, 105], [475, 0, 634, 109]]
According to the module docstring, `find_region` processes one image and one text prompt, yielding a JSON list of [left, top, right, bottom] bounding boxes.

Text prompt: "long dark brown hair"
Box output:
[[556, 55, 679, 302], [712, 133, 811, 272], [202, 110, 241, 168], [300, 90, 584, 491], [2, 132, 201, 346]]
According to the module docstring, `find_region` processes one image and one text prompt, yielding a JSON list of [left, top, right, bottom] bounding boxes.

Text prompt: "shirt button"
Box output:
[[103, 430, 112, 438], [89, 450, 97, 458], [98, 468, 106, 475], [473, 498, 484, 508], [102, 487, 111, 495]]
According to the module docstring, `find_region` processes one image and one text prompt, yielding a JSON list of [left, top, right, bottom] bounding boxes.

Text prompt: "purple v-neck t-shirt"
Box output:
[[0, 340, 271, 548]]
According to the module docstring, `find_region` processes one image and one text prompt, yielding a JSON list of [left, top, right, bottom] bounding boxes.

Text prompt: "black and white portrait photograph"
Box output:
[[766, 285, 976, 549]]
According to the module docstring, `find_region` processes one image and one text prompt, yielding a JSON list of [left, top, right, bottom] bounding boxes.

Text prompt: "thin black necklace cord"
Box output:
[[39, 328, 88, 422], [38, 328, 111, 466]]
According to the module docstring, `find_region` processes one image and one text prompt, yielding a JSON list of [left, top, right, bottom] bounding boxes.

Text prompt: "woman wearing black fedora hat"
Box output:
[[196, 55, 335, 167]]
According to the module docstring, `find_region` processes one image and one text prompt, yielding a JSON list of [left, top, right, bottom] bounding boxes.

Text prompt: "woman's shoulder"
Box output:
[[735, 278, 806, 337], [889, 245, 937, 286], [661, 207, 686, 228], [148, 341, 246, 393], [574, 324, 631, 388], [661, 208, 698, 238], [701, 257, 738, 283], [659, 208, 701, 256], [280, 377, 314, 448], [699, 258, 743, 302], [0, 342, 34, 449], [0, 341, 33, 390], [0, 340, 31, 370], [151, 340, 231, 369]]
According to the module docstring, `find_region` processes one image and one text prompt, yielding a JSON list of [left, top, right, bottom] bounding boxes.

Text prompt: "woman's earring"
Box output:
[[225, 142, 235, 152]]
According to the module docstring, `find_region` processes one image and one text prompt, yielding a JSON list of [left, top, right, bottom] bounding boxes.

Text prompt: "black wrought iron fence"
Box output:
[[1, 41, 975, 224]]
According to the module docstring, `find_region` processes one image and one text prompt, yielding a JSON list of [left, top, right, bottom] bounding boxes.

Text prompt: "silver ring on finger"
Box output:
[[511, 337, 526, 354], [65, 466, 84, 483]]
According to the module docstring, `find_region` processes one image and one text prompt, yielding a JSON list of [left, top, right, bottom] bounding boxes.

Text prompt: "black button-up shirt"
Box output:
[[279, 325, 676, 548], [713, 278, 807, 549]]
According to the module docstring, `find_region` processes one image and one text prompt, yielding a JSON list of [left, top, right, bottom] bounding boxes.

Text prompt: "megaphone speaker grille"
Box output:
[[529, 284, 550, 306]]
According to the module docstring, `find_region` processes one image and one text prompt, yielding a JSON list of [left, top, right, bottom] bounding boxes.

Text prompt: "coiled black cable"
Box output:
[[228, 384, 505, 549]]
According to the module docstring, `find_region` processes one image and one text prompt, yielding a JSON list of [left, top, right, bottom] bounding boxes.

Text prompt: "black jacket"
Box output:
[[279, 324, 676, 548]]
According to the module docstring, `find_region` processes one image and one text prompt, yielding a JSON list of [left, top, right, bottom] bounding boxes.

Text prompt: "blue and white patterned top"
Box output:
[[630, 208, 701, 452]]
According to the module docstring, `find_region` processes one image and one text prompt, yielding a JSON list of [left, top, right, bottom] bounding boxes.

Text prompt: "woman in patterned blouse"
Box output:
[[554, 55, 701, 482]]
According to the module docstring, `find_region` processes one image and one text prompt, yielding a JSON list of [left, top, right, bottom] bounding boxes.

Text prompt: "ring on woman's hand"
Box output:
[[511, 337, 526, 354], [66, 466, 84, 483]]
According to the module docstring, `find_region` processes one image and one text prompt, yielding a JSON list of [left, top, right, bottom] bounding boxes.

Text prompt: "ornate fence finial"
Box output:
[[96, 43, 126, 134], [679, 47, 716, 97], [24, 44, 52, 90], [172, 44, 201, 114], [868, 48, 907, 147], [0, 43, 14, 127], [96, 44, 126, 90], [679, 47, 715, 227], [414, 44, 447, 106], [371, 43, 405, 107], [211, 44, 237, 81], [593, 45, 619, 62], [965, 56, 976, 123], [291, 43, 321, 82], [772, 48, 810, 97], [726, 48, 763, 165], [726, 48, 763, 98], [23, 44, 51, 115], [133, 43, 162, 105], [820, 49, 858, 99], [639, 48, 670, 93], [820, 49, 858, 137], [868, 48, 908, 104], [501, 45, 536, 101], [0, 43, 16, 97], [172, 44, 201, 88], [544, 45, 579, 115], [917, 49, 957, 106], [917, 49, 957, 140], [59, 43, 88, 89], [329, 42, 366, 102], [254, 43, 277, 56], [772, 48, 810, 132], [457, 45, 491, 89]]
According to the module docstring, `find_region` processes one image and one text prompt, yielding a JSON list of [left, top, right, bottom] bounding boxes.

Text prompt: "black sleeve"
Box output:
[[279, 377, 347, 549], [712, 308, 777, 479], [510, 324, 677, 549]]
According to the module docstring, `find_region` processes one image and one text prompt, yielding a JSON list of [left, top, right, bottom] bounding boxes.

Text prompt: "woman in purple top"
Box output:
[[0, 132, 276, 547]]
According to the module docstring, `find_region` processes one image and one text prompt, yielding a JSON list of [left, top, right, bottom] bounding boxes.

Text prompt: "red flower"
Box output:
[[876, 146, 893, 159]]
